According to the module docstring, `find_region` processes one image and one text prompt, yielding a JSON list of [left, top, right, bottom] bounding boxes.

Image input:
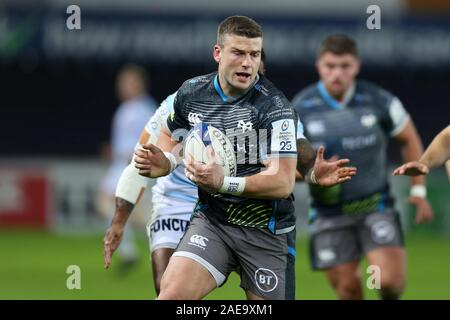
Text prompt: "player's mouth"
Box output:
[[235, 72, 251, 83]]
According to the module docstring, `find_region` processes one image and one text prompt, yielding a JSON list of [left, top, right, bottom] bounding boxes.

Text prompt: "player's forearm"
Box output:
[[240, 158, 296, 199], [397, 123, 425, 186], [116, 162, 148, 204], [419, 126, 450, 169], [242, 173, 295, 199], [110, 197, 134, 227]]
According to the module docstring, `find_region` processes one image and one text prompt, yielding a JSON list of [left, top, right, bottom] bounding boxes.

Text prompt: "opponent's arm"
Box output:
[[392, 119, 433, 223], [393, 125, 450, 176]]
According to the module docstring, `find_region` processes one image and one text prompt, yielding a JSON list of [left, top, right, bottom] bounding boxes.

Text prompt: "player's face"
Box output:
[[214, 34, 262, 97], [316, 52, 360, 99], [117, 72, 144, 101]]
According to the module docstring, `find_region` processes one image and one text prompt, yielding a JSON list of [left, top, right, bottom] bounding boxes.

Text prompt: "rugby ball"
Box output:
[[184, 123, 237, 177]]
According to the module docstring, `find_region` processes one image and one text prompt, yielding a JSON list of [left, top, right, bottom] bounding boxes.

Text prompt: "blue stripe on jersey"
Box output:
[[288, 246, 296, 257], [214, 75, 228, 102], [166, 189, 198, 203], [317, 81, 341, 110], [169, 168, 196, 187]]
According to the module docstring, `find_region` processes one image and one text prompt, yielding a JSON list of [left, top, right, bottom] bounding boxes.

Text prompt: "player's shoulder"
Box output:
[[291, 83, 321, 111], [253, 76, 293, 111], [355, 80, 397, 108], [176, 73, 215, 103]]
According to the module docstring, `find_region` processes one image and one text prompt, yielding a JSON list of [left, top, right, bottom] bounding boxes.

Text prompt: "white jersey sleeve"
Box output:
[[388, 97, 410, 137]]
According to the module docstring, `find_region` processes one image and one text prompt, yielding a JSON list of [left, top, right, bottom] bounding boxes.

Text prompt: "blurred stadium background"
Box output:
[[0, 0, 449, 299]]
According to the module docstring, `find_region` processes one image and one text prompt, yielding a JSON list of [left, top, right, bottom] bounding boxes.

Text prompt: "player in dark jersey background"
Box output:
[[292, 34, 434, 300], [133, 17, 355, 300]]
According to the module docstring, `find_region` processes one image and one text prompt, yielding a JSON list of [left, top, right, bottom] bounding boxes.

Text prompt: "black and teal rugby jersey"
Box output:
[[167, 72, 299, 234], [293, 80, 410, 219]]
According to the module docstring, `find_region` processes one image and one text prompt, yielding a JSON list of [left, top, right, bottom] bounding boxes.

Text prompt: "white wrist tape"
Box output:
[[410, 185, 427, 198], [219, 177, 246, 195], [163, 151, 178, 174], [115, 163, 149, 204]]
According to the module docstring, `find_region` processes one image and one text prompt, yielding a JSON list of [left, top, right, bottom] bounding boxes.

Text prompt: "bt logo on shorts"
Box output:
[[254, 268, 278, 293], [188, 234, 209, 250]]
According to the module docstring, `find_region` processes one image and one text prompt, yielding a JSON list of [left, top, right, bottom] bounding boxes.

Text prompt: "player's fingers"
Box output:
[[336, 158, 350, 166], [138, 169, 151, 177], [184, 168, 197, 183], [184, 161, 197, 176], [185, 153, 194, 165], [146, 143, 162, 154], [134, 152, 147, 162], [206, 146, 217, 165], [104, 244, 112, 269], [338, 176, 352, 183], [316, 146, 325, 161], [392, 166, 402, 176]]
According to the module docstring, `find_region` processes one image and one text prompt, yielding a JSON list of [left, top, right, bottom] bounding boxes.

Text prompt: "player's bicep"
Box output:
[[268, 118, 298, 158]]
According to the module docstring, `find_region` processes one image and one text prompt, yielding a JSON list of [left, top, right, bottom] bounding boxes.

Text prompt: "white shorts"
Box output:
[[146, 213, 191, 252]]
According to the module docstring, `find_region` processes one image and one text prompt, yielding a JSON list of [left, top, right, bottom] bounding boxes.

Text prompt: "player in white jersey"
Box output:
[[143, 93, 198, 293], [102, 92, 197, 294], [98, 64, 157, 269]]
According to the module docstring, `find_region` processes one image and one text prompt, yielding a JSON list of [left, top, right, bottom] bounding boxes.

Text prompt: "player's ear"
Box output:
[[213, 44, 221, 63]]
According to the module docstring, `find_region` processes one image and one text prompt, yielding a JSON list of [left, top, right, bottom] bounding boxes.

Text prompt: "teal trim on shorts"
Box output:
[[288, 246, 296, 257]]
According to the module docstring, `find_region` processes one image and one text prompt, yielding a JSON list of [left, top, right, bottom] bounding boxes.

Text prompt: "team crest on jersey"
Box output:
[[361, 114, 376, 128], [188, 112, 204, 125], [272, 96, 284, 109], [237, 120, 253, 133]]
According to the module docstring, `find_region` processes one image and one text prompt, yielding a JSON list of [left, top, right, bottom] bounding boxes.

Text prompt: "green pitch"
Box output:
[[1, 229, 449, 300]]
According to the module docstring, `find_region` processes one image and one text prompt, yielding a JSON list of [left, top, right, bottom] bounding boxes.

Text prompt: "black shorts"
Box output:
[[173, 212, 296, 299], [309, 210, 404, 270]]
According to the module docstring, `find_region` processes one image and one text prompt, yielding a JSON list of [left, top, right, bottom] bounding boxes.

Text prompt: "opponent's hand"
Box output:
[[184, 147, 224, 193], [134, 143, 170, 178], [312, 146, 357, 187], [103, 224, 124, 269], [393, 161, 430, 177], [408, 196, 434, 224]]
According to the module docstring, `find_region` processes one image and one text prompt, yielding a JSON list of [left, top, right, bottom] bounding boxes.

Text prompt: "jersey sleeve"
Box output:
[[387, 97, 410, 137], [166, 89, 190, 135], [260, 95, 298, 159]]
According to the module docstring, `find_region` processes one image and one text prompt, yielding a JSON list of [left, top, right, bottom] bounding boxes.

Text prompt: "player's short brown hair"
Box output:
[[318, 34, 358, 58], [217, 16, 263, 46]]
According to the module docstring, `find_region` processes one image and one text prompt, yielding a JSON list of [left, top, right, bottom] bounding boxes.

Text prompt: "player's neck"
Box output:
[[325, 82, 356, 105], [217, 73, 259, 100]]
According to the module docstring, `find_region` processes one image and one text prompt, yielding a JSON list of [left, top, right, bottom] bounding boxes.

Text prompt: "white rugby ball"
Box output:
[[184, 123, 236, 177]]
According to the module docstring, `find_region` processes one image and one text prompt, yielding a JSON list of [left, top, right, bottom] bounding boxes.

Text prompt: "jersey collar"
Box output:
[[317, 81, 355, 110], [214, 73, 260, 103]]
